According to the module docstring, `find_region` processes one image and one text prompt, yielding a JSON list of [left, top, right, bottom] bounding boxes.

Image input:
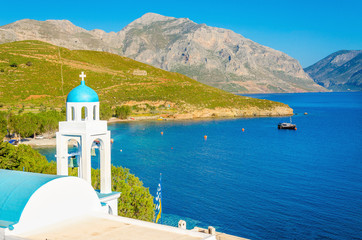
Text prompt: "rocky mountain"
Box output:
[[304, 50, 362, 91], [0, 13, 326, 93]]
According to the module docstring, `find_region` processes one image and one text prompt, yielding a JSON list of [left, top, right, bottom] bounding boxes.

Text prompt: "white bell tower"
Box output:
[[56, 72, 119, 215]]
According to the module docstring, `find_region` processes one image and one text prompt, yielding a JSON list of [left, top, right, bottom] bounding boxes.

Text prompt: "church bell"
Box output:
[[69, 156, 79, 168]]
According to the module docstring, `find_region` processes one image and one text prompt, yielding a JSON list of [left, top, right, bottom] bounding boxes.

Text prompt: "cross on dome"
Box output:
[[79, 72, 86, 81]]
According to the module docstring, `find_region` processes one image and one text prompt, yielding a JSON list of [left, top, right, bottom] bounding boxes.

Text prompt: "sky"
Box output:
[[0, 0, 361, 67]]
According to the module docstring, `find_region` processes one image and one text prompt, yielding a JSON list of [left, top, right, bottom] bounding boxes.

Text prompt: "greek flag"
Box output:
[[154, 173, 162, 224]]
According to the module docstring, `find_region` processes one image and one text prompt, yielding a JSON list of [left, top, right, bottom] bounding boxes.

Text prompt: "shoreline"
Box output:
[[21, 112, 294, 148], [108, 105, 294, 123]]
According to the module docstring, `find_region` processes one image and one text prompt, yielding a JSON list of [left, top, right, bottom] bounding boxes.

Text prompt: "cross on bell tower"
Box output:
[[79, 71, 86, 81]]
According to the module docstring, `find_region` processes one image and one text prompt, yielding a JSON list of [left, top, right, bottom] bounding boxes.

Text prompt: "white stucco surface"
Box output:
[[7, 177, 102, 235], [21, 214, 216, 240]]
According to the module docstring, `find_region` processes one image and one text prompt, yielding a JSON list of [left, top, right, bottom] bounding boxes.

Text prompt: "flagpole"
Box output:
[[160, 173, 162, 225]]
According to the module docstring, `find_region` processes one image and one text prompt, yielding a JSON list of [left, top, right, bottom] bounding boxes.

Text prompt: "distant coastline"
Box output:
[[110, 105, 293, 122], [24, 108, 294, 148]]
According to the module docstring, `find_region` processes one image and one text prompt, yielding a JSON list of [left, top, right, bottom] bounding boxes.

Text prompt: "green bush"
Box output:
[[9, 113, 38, 138], [9, 109, 65, 138], [18, 105, 25, 114], [10, 63, 17, 67], [89, 166, 154, 221], [100, 103, 113, 120], [115, 105, 131, 119], [0, 142, 55, 174], [0, 112, 7, 140], [132, 105, 140, 111]]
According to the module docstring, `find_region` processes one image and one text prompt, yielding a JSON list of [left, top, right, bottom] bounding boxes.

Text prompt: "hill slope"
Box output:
[[0, 40, 292, 118], [304, 50, 362, 91], [0, 14, 325, 94]]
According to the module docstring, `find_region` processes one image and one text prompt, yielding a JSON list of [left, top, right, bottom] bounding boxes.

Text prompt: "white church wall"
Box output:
[[59, 121, 107, 134], [107, 199, 118, 216], [7, 177, 102, 235]]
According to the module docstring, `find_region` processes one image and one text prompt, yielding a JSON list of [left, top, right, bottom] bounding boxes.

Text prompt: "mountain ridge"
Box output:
[[0, 13, 326, 93], [304, 50, 362, 91]]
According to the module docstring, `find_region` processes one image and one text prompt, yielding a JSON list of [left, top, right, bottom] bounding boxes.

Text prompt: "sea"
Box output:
[[38, 92, 362, 240]]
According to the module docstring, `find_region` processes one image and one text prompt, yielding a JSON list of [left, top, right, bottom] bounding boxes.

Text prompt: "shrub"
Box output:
[[0, 112, 7, 140], [39, 104, 47, 112], [132, 105, 140, 111], [90, 166, 154, 221], [100, 103, 113, 120], [18, 107, 24, 114], [26, 61, 32, 66], [8, 109, 65, 138], [0, 69, 4, 72], [0, 142, 55, 174], [115, 105, 131, 119], [10, 63, 17, 67]]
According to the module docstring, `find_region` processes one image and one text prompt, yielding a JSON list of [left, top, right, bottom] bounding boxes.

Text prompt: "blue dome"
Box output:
[[66, 81, 99, 102]]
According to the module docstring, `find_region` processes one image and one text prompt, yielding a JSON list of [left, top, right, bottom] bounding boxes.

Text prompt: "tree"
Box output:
[[115, 105, 131, 119], [8, 109, 65, 138], [39, 104, 47, 112], [18, 105, 25, 114], [100, 103, 113, 120], [89, 166, 155, 221], [9, 113, 38, 138], [36, 110, 64, 133], [0, 142, 55, 174], [0, 112, 7, 140]]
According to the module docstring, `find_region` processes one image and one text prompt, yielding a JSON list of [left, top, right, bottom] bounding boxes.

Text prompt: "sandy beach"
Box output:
[[21, 137, 57, 147]]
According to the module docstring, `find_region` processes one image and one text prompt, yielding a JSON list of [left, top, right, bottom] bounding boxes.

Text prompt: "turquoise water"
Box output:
[[39, 92, 362, 239]]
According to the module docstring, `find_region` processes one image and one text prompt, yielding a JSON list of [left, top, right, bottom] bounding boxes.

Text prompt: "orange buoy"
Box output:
[[110, 139, 114, 144], [171, 147, 173, 149], [161, 131, 164, 135], [295, 128, 297, 130], [242, 128, 245, 132], [204, 135, 207, 140]]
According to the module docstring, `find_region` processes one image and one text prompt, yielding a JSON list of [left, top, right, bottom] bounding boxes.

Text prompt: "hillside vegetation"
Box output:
[[0, 40, 292, 117]]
